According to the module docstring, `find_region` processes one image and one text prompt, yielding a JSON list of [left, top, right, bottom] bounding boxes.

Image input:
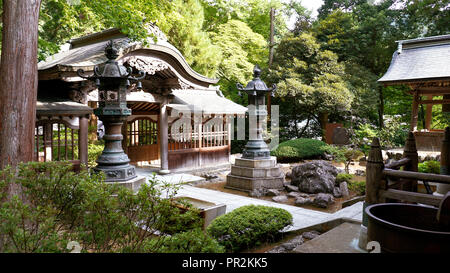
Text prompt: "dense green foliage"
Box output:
[[348, 180, 366, 196], [2, 0, 447, 139], [270, 138, 327, 162], [418, 160, 441, 174], [207, 205, 292, 252], [336, 174, 365, 195], [268, 32, 353, 139], [336, 173, 354, 184], [0, 161, 216, 253], [87, 141, 104, 167]]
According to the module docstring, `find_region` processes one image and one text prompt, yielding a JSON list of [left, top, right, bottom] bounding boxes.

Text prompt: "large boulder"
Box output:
[[291, 160, 339, 194]]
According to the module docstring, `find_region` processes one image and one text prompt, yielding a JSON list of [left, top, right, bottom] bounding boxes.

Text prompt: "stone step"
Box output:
[[225, 174, 285, 191], [230, 165, 283, 178], [234, 156, 277, 168]]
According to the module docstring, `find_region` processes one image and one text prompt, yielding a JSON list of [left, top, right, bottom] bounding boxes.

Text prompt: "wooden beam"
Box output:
[[379, 189, 443, 206], [410, 91, 420, 131], [418, 89, 450, 95], [383, 169, 450, 184], [425, 95, 433, 130], [418, 99, 450, 105]]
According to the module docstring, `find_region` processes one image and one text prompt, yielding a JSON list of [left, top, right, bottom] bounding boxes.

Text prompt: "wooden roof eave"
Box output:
[[379, 77, 450, 95], [38, 40, 219, 87]]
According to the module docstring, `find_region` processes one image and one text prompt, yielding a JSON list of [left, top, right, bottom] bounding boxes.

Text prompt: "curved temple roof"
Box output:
[[378, 34, 450, 85], [38, 28, 218, 86]]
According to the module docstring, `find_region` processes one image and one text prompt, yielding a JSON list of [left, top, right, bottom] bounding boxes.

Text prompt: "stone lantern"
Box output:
[[77, 40, 146, 190], [226, 65, 284, 195], [237, 65, 276, 159]]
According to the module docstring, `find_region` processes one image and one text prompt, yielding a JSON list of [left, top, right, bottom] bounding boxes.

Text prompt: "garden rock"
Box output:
[[291, 160, 338, 194], [288, 192, 310, 198], [295, 197, 312, 206], [302, 231, 321, 240], [272, 195, 289, 203], [355, 169, 366, 176], [267, 189, 281, 196], [333, 187, 342, 198], [281, 236, 304, 251], [265, 235, 305, 253], [249, 188, 267, 198], [285, 184, 299, 192], [285, 171, 292, 179], [340, 182, 350, 198], [313, 193, 335, 208]]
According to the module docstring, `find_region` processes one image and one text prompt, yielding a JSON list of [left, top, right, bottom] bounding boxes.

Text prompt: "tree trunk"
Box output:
[[0, 0, 42, 169], [378, 85, 384, 129], [318, 112, 328, 142]]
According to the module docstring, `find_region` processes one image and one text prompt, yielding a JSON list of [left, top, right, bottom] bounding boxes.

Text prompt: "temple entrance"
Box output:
[[125, 102, 160, 165]]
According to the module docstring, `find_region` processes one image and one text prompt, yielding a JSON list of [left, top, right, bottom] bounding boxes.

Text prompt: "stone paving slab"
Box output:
[[293, 222, 365, 253], [138, 171, 363, 232]]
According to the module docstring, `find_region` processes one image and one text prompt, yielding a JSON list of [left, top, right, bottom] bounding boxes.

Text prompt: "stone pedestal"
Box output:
[[225, 156, 284, 192], [106, 175, 146, 193]]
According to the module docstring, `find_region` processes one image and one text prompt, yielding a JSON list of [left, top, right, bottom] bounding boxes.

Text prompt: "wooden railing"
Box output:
[[366, 127, 450, 207]]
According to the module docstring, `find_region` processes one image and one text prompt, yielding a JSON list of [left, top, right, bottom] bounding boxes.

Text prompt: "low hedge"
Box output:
[[206, 205, 293, 252], [271, 138, 327, 162], [152, 229, 225, 253]]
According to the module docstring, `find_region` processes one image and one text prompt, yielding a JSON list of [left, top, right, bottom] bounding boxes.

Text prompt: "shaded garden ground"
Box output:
[[194, 156, 367, 214]]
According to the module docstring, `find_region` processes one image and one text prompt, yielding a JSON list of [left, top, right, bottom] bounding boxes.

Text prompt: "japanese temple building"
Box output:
[[379, 34, 450, 151], [36, 27, 246, 173]]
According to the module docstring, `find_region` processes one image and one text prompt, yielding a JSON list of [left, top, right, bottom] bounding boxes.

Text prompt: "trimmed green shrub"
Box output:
[[207, 205, 293, 252], [418, 160, 440, 174], [271, 138, 327, 162], [336, 173, 354, 183], [348, 180, 366, 196], [150, 228, 225, 253]]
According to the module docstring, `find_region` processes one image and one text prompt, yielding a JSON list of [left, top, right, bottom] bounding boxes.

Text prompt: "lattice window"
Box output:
[[168, 116, 197, 150], [127, 117, 158, 146], [34, 120, 79, 162], [168, 115, 228, 151], [202, 117, 227, 147]]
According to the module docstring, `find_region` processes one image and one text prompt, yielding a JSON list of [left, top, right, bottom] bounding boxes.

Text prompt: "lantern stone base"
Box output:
[[105, 175, 146, 193], [225, 156, 285, 192]]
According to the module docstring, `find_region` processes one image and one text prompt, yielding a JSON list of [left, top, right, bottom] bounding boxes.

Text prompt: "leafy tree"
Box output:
[[269, 33, 353, 139], [313, 0, 449, 129], [201, 0, 289, 41], [210, 19, 267, 104], [154, 0, 222, 78]]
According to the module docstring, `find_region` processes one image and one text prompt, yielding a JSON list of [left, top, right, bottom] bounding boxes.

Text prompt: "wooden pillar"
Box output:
[[366, 137, 384, 205], [44, 122, 53, 162], [436, 127, 450, 195], [159, 104, 169, 174], [425, 95, 433, 131], [402, 132, 418, 193], [88, 101, 98, 142], [79, 115, 89, 168], [410, 91, 420, 131], [359, 137, 384, 249]]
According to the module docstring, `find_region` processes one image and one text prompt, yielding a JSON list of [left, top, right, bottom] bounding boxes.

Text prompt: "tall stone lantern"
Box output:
[[77, 40, 146, 190], [226, 65, 285, 195]]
